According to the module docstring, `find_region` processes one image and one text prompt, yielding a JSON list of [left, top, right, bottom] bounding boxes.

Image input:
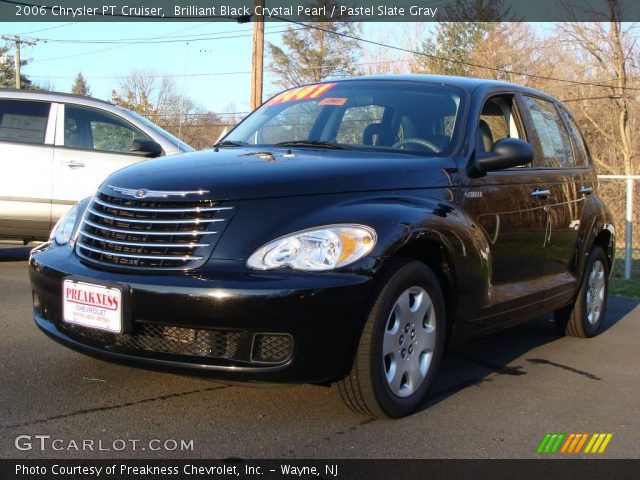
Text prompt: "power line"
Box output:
[[273, 17, 640, 93], [25, 58, 413, 80], [28, 27, 300, 63], [16, 22, 77, 35], [30, 24, 296, 44]]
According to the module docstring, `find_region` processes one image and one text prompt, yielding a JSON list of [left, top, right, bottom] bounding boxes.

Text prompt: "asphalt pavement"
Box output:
[[1, 244, 639, 459]]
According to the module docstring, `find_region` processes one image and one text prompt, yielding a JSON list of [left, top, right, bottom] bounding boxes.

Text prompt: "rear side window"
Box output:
[[0, 99, 50, 144], [65, 105, 149, 154], [523, 96, 575, 168], [559, 108, 590, 167]]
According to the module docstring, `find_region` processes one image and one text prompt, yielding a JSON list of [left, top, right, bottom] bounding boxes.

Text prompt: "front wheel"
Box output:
[[555, 246, 609, 338], [338, 259, 446, 418]]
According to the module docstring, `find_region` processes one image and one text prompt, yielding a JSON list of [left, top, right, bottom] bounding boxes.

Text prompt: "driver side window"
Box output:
[[64, 105, 149, 154], [478, 96, 522, 154]]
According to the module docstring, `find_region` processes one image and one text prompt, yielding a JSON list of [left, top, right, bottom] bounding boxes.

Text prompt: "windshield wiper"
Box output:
[[274, 140, 350, 150], [213, 140, 248, 147]]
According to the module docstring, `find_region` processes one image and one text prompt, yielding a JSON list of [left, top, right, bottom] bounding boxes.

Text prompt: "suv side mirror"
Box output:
[[130, 138, 163, 158], [467, 138, 533, 178]]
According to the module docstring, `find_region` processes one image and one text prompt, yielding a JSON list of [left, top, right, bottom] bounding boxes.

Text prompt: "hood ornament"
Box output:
[[108, 186, 209, 199]]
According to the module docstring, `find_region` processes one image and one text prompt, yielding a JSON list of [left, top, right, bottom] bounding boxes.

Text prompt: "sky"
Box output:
[[0, 21, 413, 116], [0, 21, 556, 117]]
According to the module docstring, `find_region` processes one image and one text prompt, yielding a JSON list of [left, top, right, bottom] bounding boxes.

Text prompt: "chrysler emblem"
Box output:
[[108, 185, 210, 199]]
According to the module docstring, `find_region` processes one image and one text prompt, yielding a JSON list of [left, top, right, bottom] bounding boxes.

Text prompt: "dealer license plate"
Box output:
[[62, 279, 122, 333]]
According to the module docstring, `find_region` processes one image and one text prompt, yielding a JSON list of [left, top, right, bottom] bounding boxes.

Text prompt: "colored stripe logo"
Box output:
[[537, 433, 613, 454]]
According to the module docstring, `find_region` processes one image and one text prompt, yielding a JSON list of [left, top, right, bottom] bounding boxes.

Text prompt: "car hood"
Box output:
[[103, 147, 456, 201]]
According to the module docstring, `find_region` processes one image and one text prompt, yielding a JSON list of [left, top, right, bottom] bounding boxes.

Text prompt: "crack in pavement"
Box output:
[[526, 358, 601, 380], [0, 385, 229, 429]]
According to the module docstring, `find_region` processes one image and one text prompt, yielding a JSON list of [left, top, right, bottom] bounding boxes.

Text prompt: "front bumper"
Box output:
[[29, 244, 378, 384]]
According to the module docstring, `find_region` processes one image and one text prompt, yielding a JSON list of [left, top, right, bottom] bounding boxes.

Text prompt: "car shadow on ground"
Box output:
[[419, 296, 638, 413], [0, 246, 32, 262]]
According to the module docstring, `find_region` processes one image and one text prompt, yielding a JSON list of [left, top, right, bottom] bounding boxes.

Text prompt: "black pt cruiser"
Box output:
[[30, 75, 614, 418]]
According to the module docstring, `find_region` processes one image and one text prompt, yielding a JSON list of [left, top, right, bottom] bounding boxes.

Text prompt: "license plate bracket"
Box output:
[[62, 278, 129, 333]]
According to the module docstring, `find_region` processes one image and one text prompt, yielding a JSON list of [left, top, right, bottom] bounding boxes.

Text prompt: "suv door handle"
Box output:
[[530, 189, 550, 199], [62, 160, 85, 169], [580, 186, 593, 196]]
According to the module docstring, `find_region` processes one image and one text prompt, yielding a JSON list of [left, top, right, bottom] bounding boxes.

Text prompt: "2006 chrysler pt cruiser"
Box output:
[[30, 75, 614, 418]]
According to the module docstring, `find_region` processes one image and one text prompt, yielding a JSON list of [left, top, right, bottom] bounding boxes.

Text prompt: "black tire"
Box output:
[[337, 259, 446, 418], [555, 246, 609, 338]]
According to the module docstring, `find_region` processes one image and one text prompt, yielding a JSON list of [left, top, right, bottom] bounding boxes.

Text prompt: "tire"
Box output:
[[337, 259, 446, 418], [555, 246, 609, 338]]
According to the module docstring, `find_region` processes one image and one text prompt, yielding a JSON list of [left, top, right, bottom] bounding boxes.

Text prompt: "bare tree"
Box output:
[[555, 2, 638, 176], [111, 70, 226, 149]]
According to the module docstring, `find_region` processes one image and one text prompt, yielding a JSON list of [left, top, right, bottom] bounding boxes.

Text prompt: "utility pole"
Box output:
[[250, 0, 265, 110], [1, 35, 37, 89]]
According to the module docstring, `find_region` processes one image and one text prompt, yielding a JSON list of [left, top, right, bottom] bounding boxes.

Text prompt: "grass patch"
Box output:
[[610, 249, 640, 299]]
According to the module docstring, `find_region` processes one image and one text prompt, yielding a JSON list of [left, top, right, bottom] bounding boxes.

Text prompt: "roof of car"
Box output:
[[0, 88, 116, 107], [335, 74, 554, 99]]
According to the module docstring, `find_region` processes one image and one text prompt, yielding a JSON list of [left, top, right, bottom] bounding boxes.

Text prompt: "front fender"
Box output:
[[210, 190, 493, 328]]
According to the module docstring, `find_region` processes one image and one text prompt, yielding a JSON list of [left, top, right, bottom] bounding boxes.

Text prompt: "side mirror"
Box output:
[[130, 138, 163, 158], [467, 138, 533, 178]]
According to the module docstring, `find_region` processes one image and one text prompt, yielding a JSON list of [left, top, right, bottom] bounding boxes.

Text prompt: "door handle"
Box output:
[[62, 160, 85, 169], [580, 186, 593, 196], [530, 189, 550, 199]]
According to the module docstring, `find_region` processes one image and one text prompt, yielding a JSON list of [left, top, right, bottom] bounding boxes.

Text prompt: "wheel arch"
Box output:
[[390, 237, 457, 341]]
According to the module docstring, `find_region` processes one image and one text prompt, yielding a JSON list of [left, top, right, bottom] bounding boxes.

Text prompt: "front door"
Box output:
[[52, 103, 151, 222], [462, 94, 548, 322]]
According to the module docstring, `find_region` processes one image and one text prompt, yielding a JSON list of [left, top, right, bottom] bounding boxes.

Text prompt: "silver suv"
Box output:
[[0, 89, 194, 242]]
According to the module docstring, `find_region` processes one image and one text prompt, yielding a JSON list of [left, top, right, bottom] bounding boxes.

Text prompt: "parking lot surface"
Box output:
[[1, 244, 638, 459]]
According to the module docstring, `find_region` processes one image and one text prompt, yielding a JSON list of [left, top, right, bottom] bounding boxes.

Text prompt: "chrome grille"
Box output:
[[75, 192, 233, 270]]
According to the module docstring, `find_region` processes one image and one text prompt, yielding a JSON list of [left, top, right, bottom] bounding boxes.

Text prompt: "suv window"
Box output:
[[0, 99, 50, 145], [559, 108, 589, 167], [523, 96, 575, 168], [226, 81, 463, 155], [65, 105, 149, 153], [477, 96, 522, 154]]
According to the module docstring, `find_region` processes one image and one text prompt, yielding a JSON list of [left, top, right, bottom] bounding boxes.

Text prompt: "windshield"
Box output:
[[225, 80, 463, 155], [127, 110, 194, 153]]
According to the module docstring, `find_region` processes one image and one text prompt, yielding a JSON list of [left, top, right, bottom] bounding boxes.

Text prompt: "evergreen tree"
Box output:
[[71, 72, 91, 96], [267, 0, 361, 89], [412, 0, 509, 76], [0, 43, 32, 88]]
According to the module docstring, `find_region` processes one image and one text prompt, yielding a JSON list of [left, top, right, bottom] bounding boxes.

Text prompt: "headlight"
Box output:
[[49, 202, 82, 245], [247, 224, 376, 271]]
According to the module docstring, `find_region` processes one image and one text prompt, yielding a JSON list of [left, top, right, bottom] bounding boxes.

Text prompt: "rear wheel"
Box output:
[[338, 259, 445, 418], [555, 246, 609, 338]]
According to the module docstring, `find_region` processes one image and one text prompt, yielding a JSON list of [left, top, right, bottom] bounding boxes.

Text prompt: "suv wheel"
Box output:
[[555, 246, 609, 338], [338, 259, 445, 418]]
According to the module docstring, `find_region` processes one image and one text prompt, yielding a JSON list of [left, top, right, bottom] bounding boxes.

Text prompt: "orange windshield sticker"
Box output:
[[266, 83, 337, 106], [318, 97, 348, 106]]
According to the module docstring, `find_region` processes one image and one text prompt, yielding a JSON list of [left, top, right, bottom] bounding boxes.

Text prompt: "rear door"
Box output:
[[52, 103, 154, 222], [520, 96, 588, 297], [0, 98, 56, 239]]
